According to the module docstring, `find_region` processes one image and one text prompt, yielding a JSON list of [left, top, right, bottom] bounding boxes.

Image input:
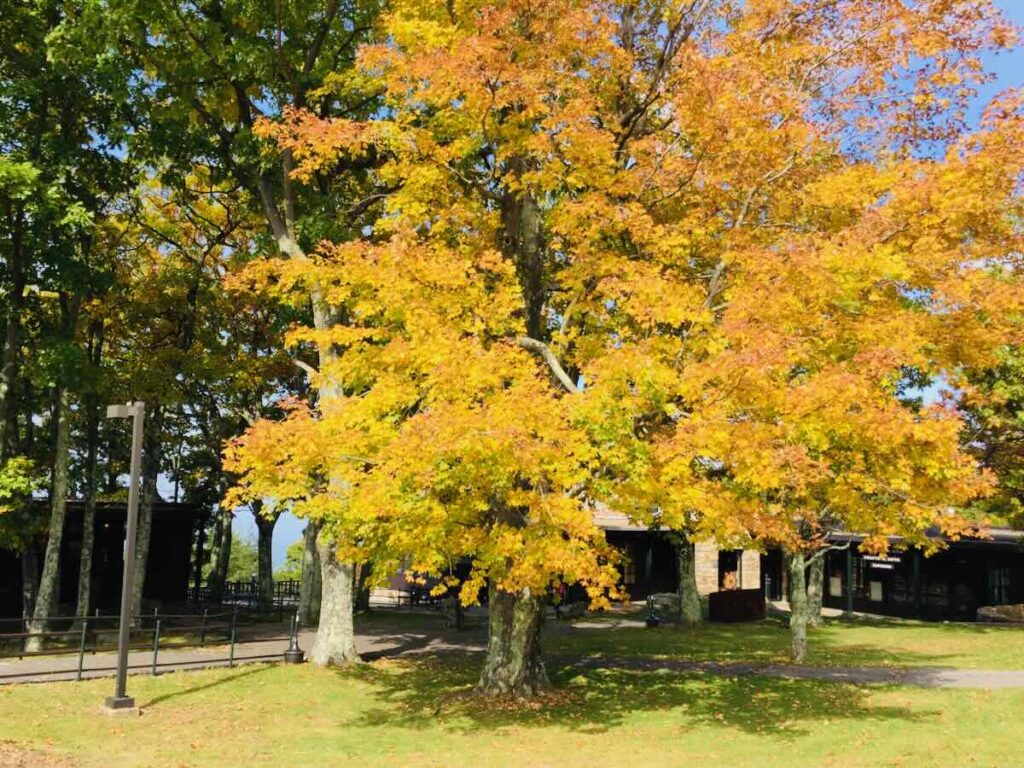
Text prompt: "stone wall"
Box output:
[[693, 543, 762, 596], [739, 550, 761, 590], [694, 542, 719, 595]]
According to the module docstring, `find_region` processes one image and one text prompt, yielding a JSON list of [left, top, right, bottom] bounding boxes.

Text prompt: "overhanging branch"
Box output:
[[516, 336, 579, 393]]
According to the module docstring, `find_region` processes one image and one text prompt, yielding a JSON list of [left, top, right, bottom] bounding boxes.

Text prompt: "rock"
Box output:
[[648, 592, 680, 616], [977, 604, 1024, 623]]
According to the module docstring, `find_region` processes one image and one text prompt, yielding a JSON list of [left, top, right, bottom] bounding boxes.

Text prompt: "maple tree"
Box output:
[[226, 0, 1024, 691]]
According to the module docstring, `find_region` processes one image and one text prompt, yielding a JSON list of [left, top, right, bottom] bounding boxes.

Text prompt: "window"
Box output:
[[988, 564, 1010, 605], [718, 550, 740, 590]]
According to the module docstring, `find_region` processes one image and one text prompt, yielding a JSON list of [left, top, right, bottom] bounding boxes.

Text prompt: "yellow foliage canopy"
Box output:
[[226, 0, 1023, 597]]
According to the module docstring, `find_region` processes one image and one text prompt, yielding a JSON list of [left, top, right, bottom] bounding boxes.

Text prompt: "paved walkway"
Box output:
[[4, 621, 1024, 689], [0, 624, 486, 685], [557, 655, 1024, 689]]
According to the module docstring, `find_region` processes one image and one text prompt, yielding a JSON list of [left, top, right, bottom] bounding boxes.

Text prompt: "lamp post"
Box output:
[[104, 401, 145, 712]]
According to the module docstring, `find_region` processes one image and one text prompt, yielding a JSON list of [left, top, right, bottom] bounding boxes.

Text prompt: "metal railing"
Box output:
[[0, 606, 301, 683], [186, 579, 301, 610]]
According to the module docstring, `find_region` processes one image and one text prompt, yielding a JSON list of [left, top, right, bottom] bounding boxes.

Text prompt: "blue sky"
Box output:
[[236, 1, 1024, 568]]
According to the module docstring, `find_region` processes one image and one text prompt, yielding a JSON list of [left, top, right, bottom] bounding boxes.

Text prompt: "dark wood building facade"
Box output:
[[0, 500, 203, 618], [822, 529, 1024, 621]]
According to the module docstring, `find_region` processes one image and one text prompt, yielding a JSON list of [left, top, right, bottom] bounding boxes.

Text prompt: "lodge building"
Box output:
[[0, 500, 203, 618], [596, 508, 1024, 622]]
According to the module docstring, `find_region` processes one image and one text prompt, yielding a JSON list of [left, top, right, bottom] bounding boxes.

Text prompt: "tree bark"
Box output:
[[806, 555, 824, 628], [310, 535, 359, 666], [26, 387, 72, 652], [676, 535, 702, 627], [353, 561, 372, 612], [476, 584, 549, 697], [20, 545, 39, 621], [252, 501, 278, 610], [205, 506, 233, 602], [787, 551, 809, 663], [131, 407, 163, 619], [74, 388, 101, 624], [0, 209, 26, 461], [298, 521, 322, 627]]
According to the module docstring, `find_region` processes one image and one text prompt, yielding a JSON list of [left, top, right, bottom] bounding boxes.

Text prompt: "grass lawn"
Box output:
[[3, 657, 1024, 767], [547, 612, 1024, 669]]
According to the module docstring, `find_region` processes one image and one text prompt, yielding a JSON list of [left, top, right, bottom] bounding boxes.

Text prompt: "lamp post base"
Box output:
[[103, 695, 138, 716]]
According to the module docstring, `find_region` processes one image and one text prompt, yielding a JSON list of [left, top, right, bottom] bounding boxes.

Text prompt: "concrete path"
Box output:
[[4, 620, 1024, 690], [0, 624, 486, 685], [557, 655, 1024, 689]]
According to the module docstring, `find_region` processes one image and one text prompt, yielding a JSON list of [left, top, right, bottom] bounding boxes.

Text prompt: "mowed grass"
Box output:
[[548, 612, 1024, 669], [3, 657, 1024, 768]]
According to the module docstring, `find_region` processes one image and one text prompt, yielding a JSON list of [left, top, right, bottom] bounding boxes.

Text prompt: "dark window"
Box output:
[[718, 550, 740, 590], [988, 564, 1011, 605]]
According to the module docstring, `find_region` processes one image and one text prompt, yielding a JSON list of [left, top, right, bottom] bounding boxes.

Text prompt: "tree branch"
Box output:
[[294, 359, 319, 379], [516, 337, 579, 393]]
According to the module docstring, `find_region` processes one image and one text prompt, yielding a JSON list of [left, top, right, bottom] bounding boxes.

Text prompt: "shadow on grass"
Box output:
[[138, 665, 274, 709], [338, 654, 934, 740], [546, 616, 971, 669]]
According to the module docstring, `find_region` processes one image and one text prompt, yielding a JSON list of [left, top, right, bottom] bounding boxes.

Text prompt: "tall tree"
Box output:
[[69, 0, 386, 659], [233, 0, 1022, 689], [3, 1, 134, 642]]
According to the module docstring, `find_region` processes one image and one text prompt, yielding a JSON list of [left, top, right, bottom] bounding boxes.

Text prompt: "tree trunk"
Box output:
[[353, 561, 372, 612], [20, 545, 39, 620], [476, 584, 549, 697], [676, 535, 702, 627], [205, 505, 232, 602], [298, 521, 322, 627], [131, 407, 163, 619], [310, 535, 359, 666], [26, 387, 72, 652], [0, 213, 25, 461], [74, 391, 100, 624], [253, 502, 278, 610], [807, 555, 824, 628], [787, 551, 809, 663]]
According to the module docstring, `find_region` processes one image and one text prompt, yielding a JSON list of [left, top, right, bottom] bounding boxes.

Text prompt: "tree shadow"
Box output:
[[138, 665, 274, 709], [546, 616, 970, 669], [340, 653, 934, 740]]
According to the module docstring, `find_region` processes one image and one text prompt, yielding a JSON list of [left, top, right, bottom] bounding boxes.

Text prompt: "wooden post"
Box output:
[[912, 548, 923, 618], [151, 619, 161, 676], [228, 607, 237, 668], [77, 620, 88, 682], [844, 545, 854, 615]]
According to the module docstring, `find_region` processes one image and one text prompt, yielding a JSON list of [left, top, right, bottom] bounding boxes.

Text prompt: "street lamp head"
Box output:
[[106, 402, 145, 419], [106, 404, 132, 419]]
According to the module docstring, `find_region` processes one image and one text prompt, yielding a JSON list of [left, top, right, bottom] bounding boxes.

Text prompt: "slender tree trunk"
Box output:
[[0, 211, 25, 460], [74, 390, 101, 624], [807, 555, 824, 628], [676, 534, 702, 627], [310, 536, 359, 666], [26, 387, 72, 652], [131, 407, 163, 619], [353, 561, 372, 612], [21, 546, 39, 621], [252, 501, 278, 610], [298, 521, 322, 627], [787, 551, 809, 663], [206, 506, 233, 601], [476, 583, 549, 697]]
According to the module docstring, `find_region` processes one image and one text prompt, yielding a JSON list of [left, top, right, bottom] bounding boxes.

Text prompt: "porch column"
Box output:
[[844, 545, 854, 615]]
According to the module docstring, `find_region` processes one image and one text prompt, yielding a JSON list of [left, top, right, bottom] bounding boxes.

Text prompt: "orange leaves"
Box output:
[[225, 0, 1024, 599], [254, 108, 371, 182]]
